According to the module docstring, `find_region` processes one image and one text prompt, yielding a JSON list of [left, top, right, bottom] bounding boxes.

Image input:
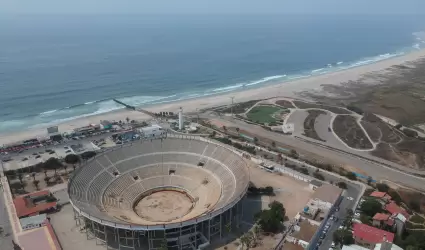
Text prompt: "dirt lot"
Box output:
[[134, 190, 194, 222], [292, 100, 351, 114], [248, 164, 314, 219], [303, 110, 326, 142], [333, 115, 373, 149]]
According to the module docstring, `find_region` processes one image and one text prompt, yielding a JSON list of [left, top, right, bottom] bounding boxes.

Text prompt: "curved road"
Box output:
[[203, 114, 425, 191]]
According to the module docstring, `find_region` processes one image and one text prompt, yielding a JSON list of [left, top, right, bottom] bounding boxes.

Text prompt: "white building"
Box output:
[[138, 125, 166, 139]]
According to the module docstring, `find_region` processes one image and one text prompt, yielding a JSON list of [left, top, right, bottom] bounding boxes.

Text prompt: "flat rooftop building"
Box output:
[[13, 190, 57, 218], [311, 184, 343, 205]]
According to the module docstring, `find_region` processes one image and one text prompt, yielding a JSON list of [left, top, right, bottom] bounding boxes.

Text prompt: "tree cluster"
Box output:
[[255, 201, 286, 233], [333, 229, 355, 246], [248, 185, 274, 196], [360, 199, 382, 217]]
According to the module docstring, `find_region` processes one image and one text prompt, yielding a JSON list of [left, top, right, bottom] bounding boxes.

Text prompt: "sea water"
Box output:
[[0, 14, 424, 132]]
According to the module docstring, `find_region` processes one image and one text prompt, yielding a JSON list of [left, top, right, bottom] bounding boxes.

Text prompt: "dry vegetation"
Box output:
[[298, 58, 425, 169], [303, 110, 326, 142], [333, 115, 373, 149], [303, 58, 425, 126], [275, 99, 295, 108], [292, 100, 352, 114]]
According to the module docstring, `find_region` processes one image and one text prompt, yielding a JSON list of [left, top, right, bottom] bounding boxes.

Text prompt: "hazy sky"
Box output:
[[1, 0, 425, 15]]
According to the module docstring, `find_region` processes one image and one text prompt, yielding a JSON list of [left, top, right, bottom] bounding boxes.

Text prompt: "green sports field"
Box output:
[[246, 105, 282, 124]]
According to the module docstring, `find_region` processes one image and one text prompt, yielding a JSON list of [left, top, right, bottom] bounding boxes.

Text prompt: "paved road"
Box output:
[[277, 156, 360, 250], [0, 185, 13, 250], [203, 114, 425, 190]]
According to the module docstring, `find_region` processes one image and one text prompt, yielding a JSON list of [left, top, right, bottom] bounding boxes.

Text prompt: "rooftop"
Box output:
[[13, 190, 57, 218], [353, 223, 394, 244], [20, 214, 47, 228], [311, 184, 342, 204], [373, 213, 390, 221], [385, 202, 409, 219], [292, 220, 319, 242], [18, 220, 61, 250], [370, 191, 388, 198]]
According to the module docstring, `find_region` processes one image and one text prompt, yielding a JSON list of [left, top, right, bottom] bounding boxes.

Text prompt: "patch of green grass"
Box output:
[[246, 106, 282, 124]]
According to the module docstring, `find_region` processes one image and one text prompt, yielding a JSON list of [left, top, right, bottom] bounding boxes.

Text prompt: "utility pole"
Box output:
[[230, 96, 235, 119]]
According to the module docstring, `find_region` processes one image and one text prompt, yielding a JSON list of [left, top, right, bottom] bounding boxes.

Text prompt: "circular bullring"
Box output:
[[68, 136, 250, 229]]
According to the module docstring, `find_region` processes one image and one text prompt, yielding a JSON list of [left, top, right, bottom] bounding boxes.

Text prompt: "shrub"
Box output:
[[298, 168, 309, 175], [64, 154, 80, 164], [345, 172, 357, 180], [313, 172, 325, 181], [376, 183, 390, 192], [346, 105, 363, 115], [388, 190, 402, 205], [403, 128, 418, 138], [360, 199, 383, 217], [81, 151, 96, 160], [409, 200, 421, 213], [337, 182, 348, 189]]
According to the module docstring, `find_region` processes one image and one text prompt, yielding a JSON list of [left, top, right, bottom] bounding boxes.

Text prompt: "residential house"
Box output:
[[352, 223, 395, 248], [372, 213, 391, 228], [369, 192, 392, 205]]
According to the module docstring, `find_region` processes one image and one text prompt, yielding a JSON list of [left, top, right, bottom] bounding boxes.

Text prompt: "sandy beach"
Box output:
[[2, 48, 425, 145]]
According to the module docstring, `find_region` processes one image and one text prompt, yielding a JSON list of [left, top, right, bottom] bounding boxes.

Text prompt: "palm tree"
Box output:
[[126, 117, 130, 123], [236, 127, 240, 133], [271, 141, 276, 148], [33, 180, 40, 190], [31, 172, 36, 182], [43, 168, 48, 178], [253, 137, 259, 145], [53, 165, 58, 176], [222, 125, 227, 131], [44, 176, 50, 185], [17, 174, 23, 184]]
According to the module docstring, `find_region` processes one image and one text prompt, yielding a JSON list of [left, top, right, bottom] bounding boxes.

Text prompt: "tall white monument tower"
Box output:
[[178, 107, 184, 130]]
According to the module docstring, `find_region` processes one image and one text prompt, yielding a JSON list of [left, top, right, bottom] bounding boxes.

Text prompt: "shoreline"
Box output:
[[1, 48, 425, 145]]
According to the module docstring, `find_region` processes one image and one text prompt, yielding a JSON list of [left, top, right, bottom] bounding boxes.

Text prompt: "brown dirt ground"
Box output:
[[247, 164, 314, 219], [134, 190, 194, 222]]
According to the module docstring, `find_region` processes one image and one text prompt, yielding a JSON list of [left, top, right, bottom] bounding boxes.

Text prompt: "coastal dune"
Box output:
[[1, 48, 425, 145]]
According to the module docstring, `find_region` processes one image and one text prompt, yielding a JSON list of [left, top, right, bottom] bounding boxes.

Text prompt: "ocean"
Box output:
[[0, 14, 424, 133]]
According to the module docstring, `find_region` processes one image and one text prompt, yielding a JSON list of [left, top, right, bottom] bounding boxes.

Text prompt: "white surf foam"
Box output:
[[311, 68, 326, 74], [39, 109, 58, 116], [245, 75, 286, 86], [212, 84, 244, 92]]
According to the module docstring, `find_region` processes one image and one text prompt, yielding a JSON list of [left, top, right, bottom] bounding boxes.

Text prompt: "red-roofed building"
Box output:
[[353, 223, 395, 248], [370, 192, 392, 204], [385, 202, 410, 219], [372, 213, 391, 228], [13, 190, 57, 218]]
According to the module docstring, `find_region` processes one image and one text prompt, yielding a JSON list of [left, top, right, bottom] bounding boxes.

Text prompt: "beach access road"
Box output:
[[203, 114, 425, 191]]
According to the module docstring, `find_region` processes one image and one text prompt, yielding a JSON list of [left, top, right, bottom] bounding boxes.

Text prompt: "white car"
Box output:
[[331, 242, 336, 248], [346, 196, 354, 201], [354, 212, 361, 218]]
